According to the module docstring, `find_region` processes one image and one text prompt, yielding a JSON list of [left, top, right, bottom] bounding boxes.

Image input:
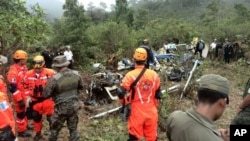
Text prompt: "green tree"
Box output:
[[86, 21, 137, 56], [114, 0, 134, 27], [202, 0, 220, 26], [86, 3, 109, 24], [62, 0, 89, 44], [0, 0, 50, 56], [51, 0, 90, 64], [234, 3, 250, 23], [133, 8, 149, 30]]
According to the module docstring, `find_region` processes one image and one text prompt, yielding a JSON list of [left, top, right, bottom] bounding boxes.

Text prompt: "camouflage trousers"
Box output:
[[231, 110, 250, 125], [48, 111, 79, 141]]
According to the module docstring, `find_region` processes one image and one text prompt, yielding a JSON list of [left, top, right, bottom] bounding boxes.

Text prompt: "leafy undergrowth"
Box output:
[[18, 59, 249, 141]]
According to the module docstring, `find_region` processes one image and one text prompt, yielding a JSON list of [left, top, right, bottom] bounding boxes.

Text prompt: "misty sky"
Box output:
[[59, 0, 115, 10]]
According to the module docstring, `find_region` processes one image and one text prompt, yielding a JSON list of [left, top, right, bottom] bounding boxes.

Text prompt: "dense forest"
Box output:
[[1, 0, 250, 69]]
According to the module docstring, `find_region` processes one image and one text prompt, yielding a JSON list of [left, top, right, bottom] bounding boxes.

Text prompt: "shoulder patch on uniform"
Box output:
[[0, 101, 9, 111], [53, 73, 63, 80], [72, 70, 79, 75]]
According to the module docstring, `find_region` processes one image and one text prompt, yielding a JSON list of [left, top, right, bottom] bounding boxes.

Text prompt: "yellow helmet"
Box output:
[[33, 55, 45, 69], [13, 50, 28, 59], [133, 48, 147, 61]]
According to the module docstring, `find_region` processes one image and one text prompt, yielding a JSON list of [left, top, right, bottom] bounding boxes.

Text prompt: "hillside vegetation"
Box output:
[[1, 0, 250, 140], [1, 0, 250, 67]]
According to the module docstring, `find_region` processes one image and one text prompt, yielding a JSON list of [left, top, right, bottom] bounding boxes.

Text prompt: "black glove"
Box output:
[[117, 86, 127, 99], [0, 126, 15, 141], [8, 83, 17, 93], [18, 100, 25, 109], [155, 88, 162, 100]]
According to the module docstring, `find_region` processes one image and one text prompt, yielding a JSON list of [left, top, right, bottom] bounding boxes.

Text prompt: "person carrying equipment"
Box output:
[[117, 47, 161, 141]]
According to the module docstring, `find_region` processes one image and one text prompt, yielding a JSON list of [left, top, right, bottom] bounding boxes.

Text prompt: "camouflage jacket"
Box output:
[[42, 68, 84, 105]]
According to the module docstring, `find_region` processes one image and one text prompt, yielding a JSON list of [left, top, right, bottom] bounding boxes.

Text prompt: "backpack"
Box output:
[[198, 42, 204, 50]]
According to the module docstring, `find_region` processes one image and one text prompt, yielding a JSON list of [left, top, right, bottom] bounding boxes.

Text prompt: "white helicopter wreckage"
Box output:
[[85, 44, 203, 119]]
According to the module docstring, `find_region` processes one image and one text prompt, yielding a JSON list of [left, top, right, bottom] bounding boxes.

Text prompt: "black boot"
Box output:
[[34, 132, 43, 140], [18, 130, 31, 137], [27, 124, 34, 130], [127, 134, 138, 141]]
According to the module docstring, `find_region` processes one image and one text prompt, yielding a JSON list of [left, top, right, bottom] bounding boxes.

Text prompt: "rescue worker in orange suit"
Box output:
[[0, 75, 7, 94], [0, 91, 18, 141], [117, 47, 162, 141], [23, 55, 55, 140], [0, 56, 7, 98], [6, 50, 31, 137]]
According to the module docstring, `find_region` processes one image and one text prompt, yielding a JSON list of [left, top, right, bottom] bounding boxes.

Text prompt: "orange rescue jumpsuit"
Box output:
[[7, 63, 28, 132], [0, 76, 8, 100], [23, 68, 55, 134], [0, 76, 7, 94], [120, 65, 160, 141], [0, 91, 16, 138]]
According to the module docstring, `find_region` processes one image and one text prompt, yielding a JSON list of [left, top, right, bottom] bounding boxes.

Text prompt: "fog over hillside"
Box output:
[[25, 0, 64, 21]]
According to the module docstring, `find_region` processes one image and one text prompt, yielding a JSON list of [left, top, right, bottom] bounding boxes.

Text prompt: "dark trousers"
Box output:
[[68, 60, 73, 69], [224, 54, 230, 63], [195, 49, 202, 58]]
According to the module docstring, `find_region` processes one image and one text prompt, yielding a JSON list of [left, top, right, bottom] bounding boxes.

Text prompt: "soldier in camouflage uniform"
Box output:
[[231, 78, 250, 125], [42, 55, 84, 141]]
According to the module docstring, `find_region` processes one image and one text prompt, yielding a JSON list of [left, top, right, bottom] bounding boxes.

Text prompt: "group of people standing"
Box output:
[[0, 46, 82, 141], [0, 39, 161, 141], [117, 39, 236, 141], [1, 38, 246, 141], [117, 38, 250, 141], [209, 38, 233, 63], [191, 37, 234, 63], [41, 44, 74, 69]]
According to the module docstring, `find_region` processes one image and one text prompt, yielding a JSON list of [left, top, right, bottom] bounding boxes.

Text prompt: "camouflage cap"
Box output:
[[143, 39, 149, 44], [196, 74, 229, 103], [52, 55, 70, 68]]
